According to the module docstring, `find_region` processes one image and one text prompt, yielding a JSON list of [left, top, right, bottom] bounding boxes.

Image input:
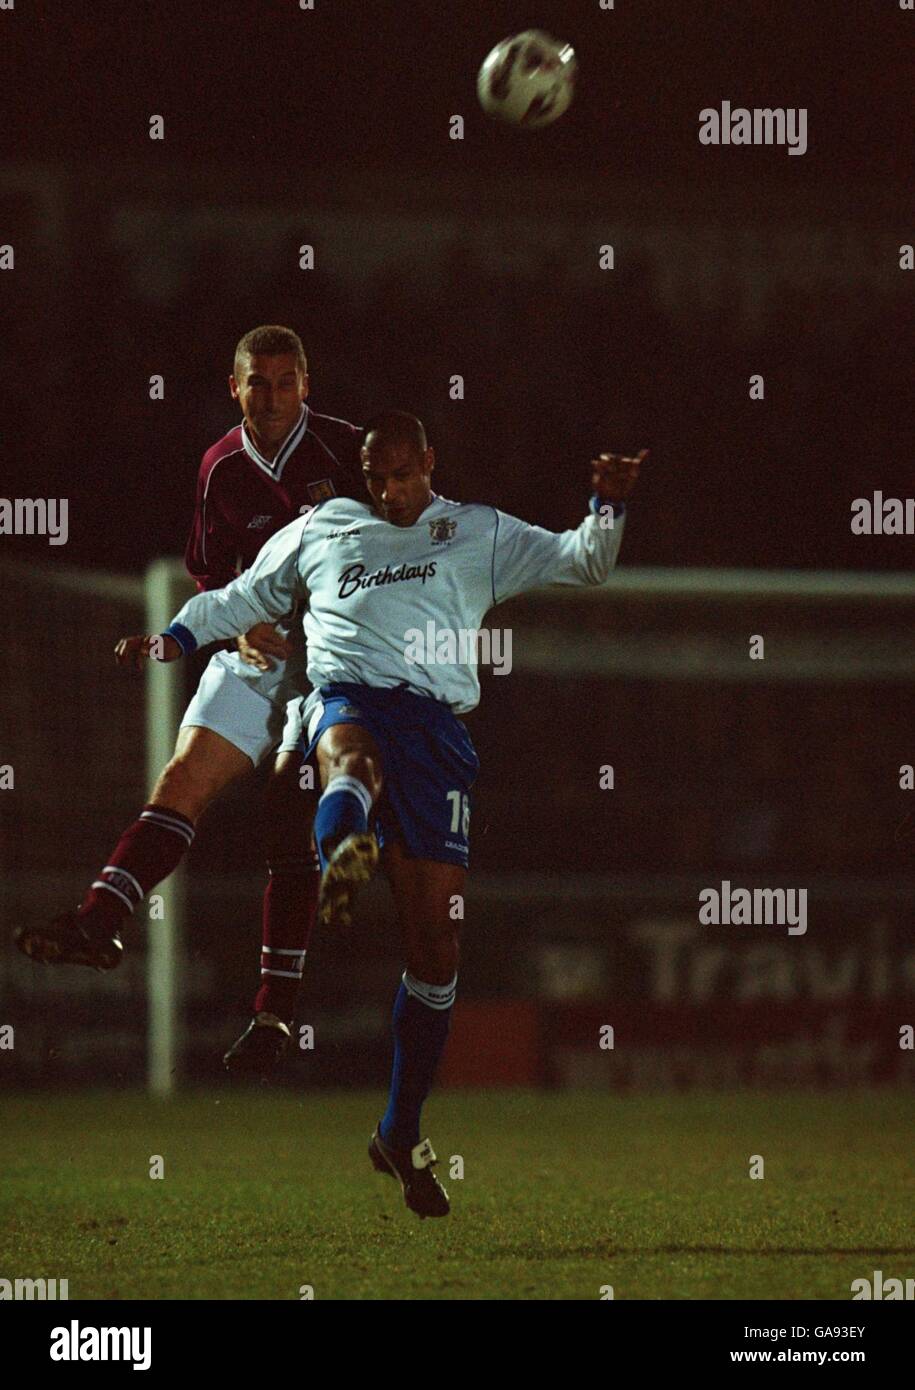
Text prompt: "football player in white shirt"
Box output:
[[117, 411, 645, 1217]]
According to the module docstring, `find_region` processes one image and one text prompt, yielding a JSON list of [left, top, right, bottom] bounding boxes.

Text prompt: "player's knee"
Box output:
[[154, 752, 215, 818], [328, 750, 382, 799]]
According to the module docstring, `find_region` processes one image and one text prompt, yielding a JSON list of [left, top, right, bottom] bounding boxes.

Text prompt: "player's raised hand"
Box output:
[[591, 448, 648, 503], [237, 622, 293, 672], [114, 633, 182, 670]]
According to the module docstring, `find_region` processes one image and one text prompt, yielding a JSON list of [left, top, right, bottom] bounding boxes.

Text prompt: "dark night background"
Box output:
[[2, 8, 914, 1317], [0, 0, 913, 1109], [0, 0, 911, 573]]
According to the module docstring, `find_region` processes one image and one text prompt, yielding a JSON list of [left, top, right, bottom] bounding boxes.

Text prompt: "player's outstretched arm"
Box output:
[[114, 633, 182, 669], [167, 520, 308, 656], [115, 512, 315, 668], [491, 448, 647, 604], [236, 623, 294, 671], [592, 448, 647, 509]]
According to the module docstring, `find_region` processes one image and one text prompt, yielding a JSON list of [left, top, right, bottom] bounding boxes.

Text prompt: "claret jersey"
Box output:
[[186, 402, 363, 592], [168, 492, 626, 715], [182, 401, 364, 700]]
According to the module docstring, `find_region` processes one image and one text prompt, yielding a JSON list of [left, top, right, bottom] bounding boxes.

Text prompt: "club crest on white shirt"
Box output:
[[429, 517, 457, 544], [307, 479, 336, 502]]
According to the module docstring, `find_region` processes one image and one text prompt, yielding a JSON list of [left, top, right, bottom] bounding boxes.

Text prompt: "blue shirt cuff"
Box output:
[[590, 494, 626, 518], [163, 622, 197, 656]]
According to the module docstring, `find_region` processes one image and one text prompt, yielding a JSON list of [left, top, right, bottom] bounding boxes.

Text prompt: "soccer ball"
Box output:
[[477, 30, 577, 128]]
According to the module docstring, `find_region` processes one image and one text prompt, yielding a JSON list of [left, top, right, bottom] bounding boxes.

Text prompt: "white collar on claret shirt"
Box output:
[[241, 402, 309, 480]]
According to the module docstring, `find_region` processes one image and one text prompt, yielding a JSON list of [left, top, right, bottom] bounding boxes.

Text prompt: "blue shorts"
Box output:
[[302, 683, 479, 868]]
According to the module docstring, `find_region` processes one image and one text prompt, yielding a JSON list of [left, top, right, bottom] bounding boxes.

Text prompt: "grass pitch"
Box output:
[[1, 1088, 912, 1300]]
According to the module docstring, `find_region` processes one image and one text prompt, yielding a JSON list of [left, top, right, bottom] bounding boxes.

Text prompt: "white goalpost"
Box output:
[[144, 559, 195, 1097]]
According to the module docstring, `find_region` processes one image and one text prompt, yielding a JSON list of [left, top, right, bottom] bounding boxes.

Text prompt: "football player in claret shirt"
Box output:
[[118, 410, 645, 1218], [17, 325, 363, 1071]]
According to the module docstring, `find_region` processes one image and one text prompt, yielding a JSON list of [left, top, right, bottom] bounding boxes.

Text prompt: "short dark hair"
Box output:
[[362, 410, 428, 456], [234, 325, 307, 380]]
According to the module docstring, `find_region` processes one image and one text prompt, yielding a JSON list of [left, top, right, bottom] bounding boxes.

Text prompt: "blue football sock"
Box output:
[[380, 972, 457, 1151], [314, 775, 372, 873]]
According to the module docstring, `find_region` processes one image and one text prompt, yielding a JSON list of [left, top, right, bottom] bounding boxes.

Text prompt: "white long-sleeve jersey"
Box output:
[[166, 492, 625, 715]]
